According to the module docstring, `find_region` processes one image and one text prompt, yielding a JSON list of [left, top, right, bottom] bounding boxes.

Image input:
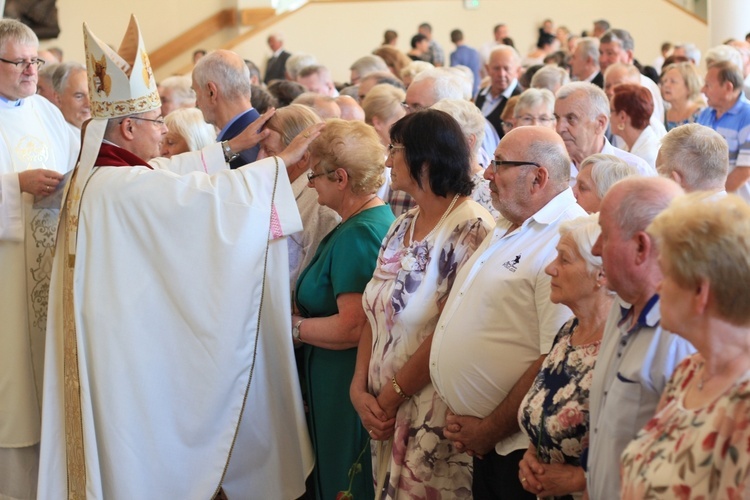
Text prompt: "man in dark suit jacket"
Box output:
[[194, 50, 260, 168], [475, 45, 523, 139], [264, 33, 291, 84], [570, 37, 604, 89]]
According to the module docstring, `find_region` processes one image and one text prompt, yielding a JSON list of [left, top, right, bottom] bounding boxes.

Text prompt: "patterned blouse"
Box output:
[[621, 355, 750, 499], [518, 317, 600, 496]]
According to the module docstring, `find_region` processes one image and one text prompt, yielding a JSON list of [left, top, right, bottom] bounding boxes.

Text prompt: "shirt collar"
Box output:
[[724, 92, 749, 116], [618, 293, 661, 333], [0, 95, 24, 107]]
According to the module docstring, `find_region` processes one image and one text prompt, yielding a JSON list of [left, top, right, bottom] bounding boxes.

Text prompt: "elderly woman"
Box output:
[[610, 83, 661, 168], [514, 88, 557, 129], [530, 65, 570, 94], [621, 193, 750, 499], [351, 109, 493, 499], [432, 99, 500, 218], [160, 108, 216, 158], [500, 95, 521, 136], [293, 119, 395, 500], [362, 84, 406, 147], [517, 214, 613, 499], [660, 61, 705, 130], [362, 84, 406, 200], [400, 60, 433, 88], [257, 104, 340, 288], [572, 154, 638, 213]]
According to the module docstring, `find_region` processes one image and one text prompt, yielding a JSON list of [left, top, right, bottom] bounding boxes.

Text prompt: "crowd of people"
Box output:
[[2, 9, 750, 500]]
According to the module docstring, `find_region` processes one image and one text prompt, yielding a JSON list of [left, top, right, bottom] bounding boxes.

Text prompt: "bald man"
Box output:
[[431, 126, 587, 499]]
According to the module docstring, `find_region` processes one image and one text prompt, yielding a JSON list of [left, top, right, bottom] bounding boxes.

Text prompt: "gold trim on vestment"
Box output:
[[62, 167, 86, 499]]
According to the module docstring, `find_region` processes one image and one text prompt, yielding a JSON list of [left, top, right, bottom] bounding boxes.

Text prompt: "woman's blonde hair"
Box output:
[[265, 104, 322, 146], [648, 192, 750, 326], [361, 84, 405, 126], [308, 119, 385, 195]]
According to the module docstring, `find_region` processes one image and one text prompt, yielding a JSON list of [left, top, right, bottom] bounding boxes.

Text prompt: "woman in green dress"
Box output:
[[293, 119, 395, 500]]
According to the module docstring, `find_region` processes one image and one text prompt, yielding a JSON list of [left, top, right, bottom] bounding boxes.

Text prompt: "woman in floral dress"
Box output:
[[350, 109, 493, 499], [517, 214, 612, 499], [620, 193, 750, 499]]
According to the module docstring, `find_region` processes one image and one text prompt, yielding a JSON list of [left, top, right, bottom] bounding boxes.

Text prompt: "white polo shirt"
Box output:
[[430, 188, 586, 455]]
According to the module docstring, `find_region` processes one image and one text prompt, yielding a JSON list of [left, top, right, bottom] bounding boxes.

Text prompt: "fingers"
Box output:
[[252, 107, 276, 130], [19, 169, 63, 197], [518, 459, 543, 493]]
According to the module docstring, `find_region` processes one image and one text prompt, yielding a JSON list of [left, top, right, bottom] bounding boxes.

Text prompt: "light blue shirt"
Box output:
[[586, 295, 695, 500]]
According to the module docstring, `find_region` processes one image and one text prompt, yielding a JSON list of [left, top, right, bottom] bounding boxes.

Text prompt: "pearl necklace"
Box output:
[[408, 194, 460, 245]]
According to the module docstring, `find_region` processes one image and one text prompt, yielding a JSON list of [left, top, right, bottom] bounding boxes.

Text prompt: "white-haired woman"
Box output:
[[518, 214, 613, 499], [161, 108, 216, 158], [531, 65, 570, 94], [572, 154, 638, 213], [432, 98, 500, 219], [514, 88, 557, 129], [621, 193, 750, 499]]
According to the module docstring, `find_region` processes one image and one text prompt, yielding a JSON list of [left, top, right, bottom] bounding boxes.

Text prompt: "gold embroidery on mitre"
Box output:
[[141, 50, 153, 88], [90, 53, 111, 96]]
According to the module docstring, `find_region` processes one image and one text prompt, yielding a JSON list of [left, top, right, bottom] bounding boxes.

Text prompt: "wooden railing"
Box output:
[[148, 7, 285, 72]]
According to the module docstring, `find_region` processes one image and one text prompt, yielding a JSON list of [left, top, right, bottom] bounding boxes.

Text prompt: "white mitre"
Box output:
[[65, 15, 160, 257]]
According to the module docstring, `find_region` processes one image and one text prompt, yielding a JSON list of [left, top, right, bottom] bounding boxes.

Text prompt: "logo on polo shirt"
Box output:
[[503, 254, 521, 272]]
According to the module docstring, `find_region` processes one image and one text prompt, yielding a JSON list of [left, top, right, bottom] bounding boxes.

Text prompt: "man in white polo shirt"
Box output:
[[430, 126, 586, 499]]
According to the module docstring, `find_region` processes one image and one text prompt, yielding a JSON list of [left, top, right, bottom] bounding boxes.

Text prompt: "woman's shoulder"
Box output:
[[338, 205, 395, 240]]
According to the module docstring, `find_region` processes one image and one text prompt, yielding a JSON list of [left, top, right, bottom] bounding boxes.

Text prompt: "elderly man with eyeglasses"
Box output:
[[554, 82, 655, 181], [430, 126, 586, 500], [0, 19, 79, 500]]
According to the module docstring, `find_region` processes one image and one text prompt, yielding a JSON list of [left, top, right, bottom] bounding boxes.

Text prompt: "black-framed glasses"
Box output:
[[0, 57, 45, 71], [489, 159, 541, 174], [307, 169, 333, 182], [387, 144, 405, 157]]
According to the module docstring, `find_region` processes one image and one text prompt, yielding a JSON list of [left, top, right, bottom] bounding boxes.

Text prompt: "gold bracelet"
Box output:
[[392, 375, 410, 400]]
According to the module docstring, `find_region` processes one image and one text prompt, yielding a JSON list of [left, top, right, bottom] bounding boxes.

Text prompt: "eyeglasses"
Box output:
[[128, 116, 166, 126], [500, 120, 514, 133], [387, 144, 405, 157], [307, 169, 333, 182], [515, 115, 556, 126], [401, 102, 426, 113], [489, 159, 542, 174], [0, 57, 45, 71]]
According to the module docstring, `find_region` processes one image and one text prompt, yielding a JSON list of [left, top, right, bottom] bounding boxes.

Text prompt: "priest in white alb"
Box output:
[[37, 16, 316, 499], [0, 18, 79, 500]]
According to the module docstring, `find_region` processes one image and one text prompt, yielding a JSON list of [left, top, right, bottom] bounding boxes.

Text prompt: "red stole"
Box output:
[[95, 143, 153, 169]]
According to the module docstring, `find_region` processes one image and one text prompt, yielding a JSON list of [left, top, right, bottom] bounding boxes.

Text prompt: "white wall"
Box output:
[[42, 0, 708, 83]]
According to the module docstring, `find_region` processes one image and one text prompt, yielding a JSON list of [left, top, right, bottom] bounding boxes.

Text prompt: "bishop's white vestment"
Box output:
[[38, 145, 313, 499]]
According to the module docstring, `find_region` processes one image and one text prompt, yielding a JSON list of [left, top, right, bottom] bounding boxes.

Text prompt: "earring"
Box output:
[[617, 123, 625, 131]]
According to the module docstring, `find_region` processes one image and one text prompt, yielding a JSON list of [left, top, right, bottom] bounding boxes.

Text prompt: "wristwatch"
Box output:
[[221, 140, 239, 163], [292, 319, 305, 342]]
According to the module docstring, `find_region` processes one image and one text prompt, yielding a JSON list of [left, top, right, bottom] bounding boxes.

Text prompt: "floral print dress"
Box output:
[[518, 318, 601, 500], [363, 200, 492, 499], [620, 355, 750, 499]]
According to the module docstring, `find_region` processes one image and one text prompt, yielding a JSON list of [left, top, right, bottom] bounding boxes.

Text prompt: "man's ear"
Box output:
[[120, 117, 135, 141], [207, 82, 218, 99]]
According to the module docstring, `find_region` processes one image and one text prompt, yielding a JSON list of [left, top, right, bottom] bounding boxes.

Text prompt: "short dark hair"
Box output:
[[266, 80, 306, 107], [244, 59, 261, 82], [411, 34, 428, 49], [451, 29, 464, 44], [389, 109, 474, 198], [419, 23, 432, 33], [250, 84, 278, 113]]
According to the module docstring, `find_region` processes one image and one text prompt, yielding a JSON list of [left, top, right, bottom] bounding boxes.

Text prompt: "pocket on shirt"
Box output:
[[608, 377, 642, 440]]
